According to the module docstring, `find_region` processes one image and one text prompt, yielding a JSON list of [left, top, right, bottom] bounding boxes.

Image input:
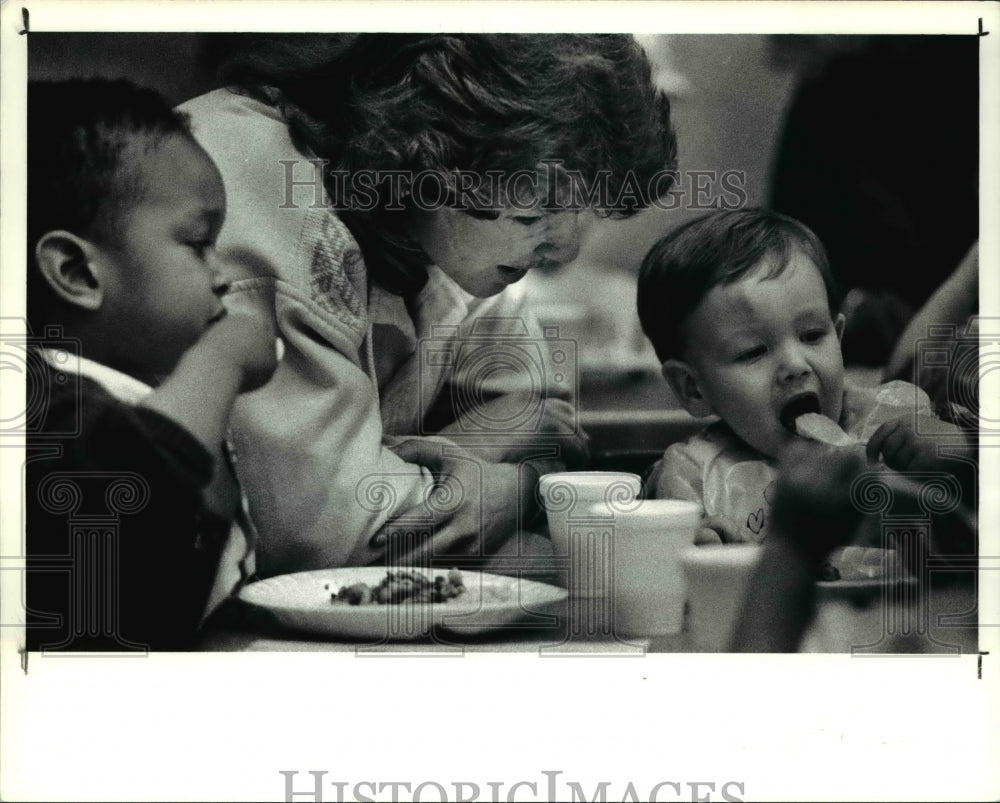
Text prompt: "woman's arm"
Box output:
[[433, 293, 591, 470], [181, 91, 549, 573], [227, 284, 537, 574], [224, 281, 446, 573], [884, 241, 978, 382]]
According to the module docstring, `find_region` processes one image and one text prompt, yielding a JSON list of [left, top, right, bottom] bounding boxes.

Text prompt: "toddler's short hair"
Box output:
[[637, 208, 842, 362], [27, 78, 193, 326], [28, 78, 192, 247]]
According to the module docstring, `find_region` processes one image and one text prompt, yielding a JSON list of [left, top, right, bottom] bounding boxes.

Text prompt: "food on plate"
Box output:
[[795, 412, 856, 447], [327, 569, 466, 605]]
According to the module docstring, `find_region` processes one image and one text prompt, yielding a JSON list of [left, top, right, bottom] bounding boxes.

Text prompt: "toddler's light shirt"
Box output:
[[646, 381, 960, 543]]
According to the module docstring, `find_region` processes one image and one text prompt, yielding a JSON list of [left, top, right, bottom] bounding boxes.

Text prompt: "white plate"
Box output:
[[818, 546, 916, 600], [238, 567, 568, 641]]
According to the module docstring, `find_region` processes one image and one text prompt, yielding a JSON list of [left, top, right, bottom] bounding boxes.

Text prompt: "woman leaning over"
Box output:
[[179, 34, 678, 575]]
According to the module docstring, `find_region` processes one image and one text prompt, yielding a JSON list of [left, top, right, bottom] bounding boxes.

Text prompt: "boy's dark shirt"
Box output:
[[26, 358, 222, 651]]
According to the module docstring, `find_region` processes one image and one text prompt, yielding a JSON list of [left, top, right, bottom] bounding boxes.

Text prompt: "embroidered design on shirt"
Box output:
[[307, 211, 365, 331]]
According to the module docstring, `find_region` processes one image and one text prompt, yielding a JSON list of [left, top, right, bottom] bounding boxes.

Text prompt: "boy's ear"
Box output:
[[834, 312, 846, 341], [661, 359, 715, 418], [34, 231, 103, 311]]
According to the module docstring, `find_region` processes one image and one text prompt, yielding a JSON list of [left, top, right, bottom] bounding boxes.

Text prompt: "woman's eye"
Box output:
[[735, 346, 766, 363], [512, 216, 543, 226], [462, 209, 501, 221]]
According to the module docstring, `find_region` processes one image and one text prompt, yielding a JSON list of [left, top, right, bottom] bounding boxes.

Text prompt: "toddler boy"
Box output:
[[637, 209, 965, 545], [25, 79, 277, 650]]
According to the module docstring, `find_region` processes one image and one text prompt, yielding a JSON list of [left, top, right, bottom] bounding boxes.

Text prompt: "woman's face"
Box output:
[[405, 205, 582, 297]]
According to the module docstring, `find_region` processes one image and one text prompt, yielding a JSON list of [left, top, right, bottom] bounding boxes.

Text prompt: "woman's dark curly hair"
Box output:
[[212, 33, 677, 294]]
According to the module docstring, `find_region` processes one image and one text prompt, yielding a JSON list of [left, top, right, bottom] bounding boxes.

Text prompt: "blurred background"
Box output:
[[29, 33, 980, 452]]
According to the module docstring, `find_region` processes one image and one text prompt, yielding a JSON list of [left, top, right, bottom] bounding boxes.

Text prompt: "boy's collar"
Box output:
[[39, 348, 153, 405]]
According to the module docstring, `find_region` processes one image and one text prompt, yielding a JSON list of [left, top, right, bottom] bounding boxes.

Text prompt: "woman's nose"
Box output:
[[538, 211, 581, 266], [209, 257, 231, 296]]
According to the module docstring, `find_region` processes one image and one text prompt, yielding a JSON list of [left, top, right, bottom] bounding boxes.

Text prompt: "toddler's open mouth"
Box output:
[[779, 392, 821, 432]]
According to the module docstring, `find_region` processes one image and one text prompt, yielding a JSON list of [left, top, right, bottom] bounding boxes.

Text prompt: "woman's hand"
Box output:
[[389, 439, 534, 555], [437, 396, 590, 469]]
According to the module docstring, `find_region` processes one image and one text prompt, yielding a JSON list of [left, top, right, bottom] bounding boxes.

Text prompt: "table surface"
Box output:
[[199, 577, 978, 656]]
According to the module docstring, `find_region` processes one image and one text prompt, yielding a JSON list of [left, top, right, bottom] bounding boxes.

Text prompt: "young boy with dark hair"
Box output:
[[26, 79, 278, 650], [637, 208, 967, 546]]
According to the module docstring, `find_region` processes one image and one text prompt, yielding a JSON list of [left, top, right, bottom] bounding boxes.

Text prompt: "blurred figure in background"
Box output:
[[884, 242, 979, 426], [770, 35, 978, 368]]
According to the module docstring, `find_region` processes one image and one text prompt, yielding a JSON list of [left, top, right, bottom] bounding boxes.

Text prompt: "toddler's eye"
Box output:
[[802, 329, 827, 344], [735, 345, 766, 363]]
